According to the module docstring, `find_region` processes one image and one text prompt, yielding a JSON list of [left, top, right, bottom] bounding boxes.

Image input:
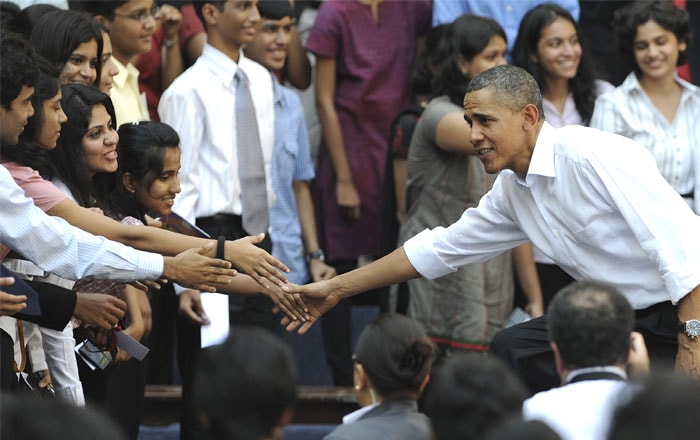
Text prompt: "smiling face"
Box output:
[[0, 85, 35, 145], [206, 0, 261, 57], [59, 39, 98, 85], [82, 104, 119, 176], [36, 91, 67, 149], [245, 16, 293, 71], [463, 87, 536, 175], [131, 147, 181, 216], [535, 17, 581, 83], [462, 35, 508, 80], [633, 20, 686, 81], [100, 32, 120, 94]]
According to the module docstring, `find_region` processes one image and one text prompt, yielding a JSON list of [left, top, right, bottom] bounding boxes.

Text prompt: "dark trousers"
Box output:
[[178, 214, 274, 440], [490, 301, 678, 395], [515, 263, 575, 311]]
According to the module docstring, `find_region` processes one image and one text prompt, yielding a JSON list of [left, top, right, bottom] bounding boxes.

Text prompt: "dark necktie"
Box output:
[[235, 68, 268, 235]]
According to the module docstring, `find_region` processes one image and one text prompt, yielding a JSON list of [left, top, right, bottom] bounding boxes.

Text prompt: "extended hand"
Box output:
[[165, 244, 237, 292], [280, 280, 341, 334], [262, 283, 309, 322], [226, 234, 289, 288], [73, 293, 127, 330]]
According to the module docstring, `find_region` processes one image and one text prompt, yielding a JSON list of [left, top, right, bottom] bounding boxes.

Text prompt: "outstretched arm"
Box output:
[[282, 247, 420, 334], [49, 198, 289, 287]]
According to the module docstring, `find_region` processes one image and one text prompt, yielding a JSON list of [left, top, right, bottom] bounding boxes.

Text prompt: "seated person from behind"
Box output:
[[325, 313, 435, 440]]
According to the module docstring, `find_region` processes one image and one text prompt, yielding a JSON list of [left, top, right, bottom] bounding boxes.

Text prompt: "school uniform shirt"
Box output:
[[159, 43, 275, 224]]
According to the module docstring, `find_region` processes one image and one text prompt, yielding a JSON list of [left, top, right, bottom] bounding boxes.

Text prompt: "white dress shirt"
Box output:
[[0, 165, 163, 281], [591, 73, 700, 211], [404, 123, 700, 309], [158, 44, 275, 223], [523, 369, 634, 440]]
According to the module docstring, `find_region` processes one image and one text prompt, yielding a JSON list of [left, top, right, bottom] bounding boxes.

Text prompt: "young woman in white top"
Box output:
[[591, 1, 700, 211], [512, 3, 614, 307]]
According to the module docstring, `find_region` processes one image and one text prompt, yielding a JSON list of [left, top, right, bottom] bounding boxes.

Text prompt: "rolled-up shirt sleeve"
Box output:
[[0, 166, 163, 281]]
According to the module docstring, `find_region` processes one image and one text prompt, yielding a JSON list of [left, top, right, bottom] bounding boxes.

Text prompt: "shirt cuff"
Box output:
[[134, 252, 164, 281], [403, 228, 456, 280]]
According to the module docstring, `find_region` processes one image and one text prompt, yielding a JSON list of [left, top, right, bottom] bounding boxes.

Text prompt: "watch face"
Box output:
[[687, 320, 700, 338]]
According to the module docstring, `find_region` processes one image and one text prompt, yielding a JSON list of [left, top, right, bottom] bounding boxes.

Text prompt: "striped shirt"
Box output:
[[0, 165, 163, 281], [591, 73, 700, 211]]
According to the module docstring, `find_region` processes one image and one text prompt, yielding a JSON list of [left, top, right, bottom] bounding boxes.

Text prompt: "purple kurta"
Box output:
[[306, 0, 431, 261]]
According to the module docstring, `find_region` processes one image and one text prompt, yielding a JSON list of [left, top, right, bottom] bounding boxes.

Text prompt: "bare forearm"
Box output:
[[293, 181, 320, 251], [283, 25, 311, 89], [161, 40, 184, 90], [332, 247, 420, 300], [677, 284, 700, 377]]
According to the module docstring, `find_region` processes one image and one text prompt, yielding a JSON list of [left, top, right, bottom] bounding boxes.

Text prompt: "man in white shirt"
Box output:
[[523, 281, 647, 440], [284, 65, 700, 383], [158, 2, 276, 438]]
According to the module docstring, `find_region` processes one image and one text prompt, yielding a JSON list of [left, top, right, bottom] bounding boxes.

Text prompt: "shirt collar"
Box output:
[[342, 403, 379, 424], [620, 71, 700, 99], [201, 43, 251, 89], [112, 57, 139, 88], [566, 366, 628, 383], [521, 121, 556, 186]]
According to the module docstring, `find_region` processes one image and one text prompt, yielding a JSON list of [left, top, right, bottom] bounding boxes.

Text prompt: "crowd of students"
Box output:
[[0, 1, 699, 440]]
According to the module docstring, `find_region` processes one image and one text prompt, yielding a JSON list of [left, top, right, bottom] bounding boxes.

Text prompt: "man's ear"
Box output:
[[201, 3, 220, 27], [522, 103, 540, 129], [550, 341, 565, 376]]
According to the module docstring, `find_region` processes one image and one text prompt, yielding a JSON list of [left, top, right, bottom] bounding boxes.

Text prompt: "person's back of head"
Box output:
[[547, 280, 634, 371], [193, 326, 297, 440], [353, 313, 436, 401], [607, 372, 700, 439], [1, 394, 126, 440], [465, 64, 545, 118], [423, 355, 528, 440]]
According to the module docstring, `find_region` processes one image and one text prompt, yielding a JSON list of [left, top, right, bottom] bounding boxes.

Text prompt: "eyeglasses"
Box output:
[[113, 5, 161, 24]]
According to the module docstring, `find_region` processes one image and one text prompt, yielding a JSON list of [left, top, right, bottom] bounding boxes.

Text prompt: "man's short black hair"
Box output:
[[547, 280, 634, 370], [257, 0, 293, 20], [0, 32, 38, 110], [67, 1, 128, 20]]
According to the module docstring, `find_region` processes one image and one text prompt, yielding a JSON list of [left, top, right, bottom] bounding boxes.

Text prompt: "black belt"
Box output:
[[680, 192, 694, 199]]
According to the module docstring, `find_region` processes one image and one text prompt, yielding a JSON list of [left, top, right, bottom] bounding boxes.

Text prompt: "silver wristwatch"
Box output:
[[678, 319, 700, 338]]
